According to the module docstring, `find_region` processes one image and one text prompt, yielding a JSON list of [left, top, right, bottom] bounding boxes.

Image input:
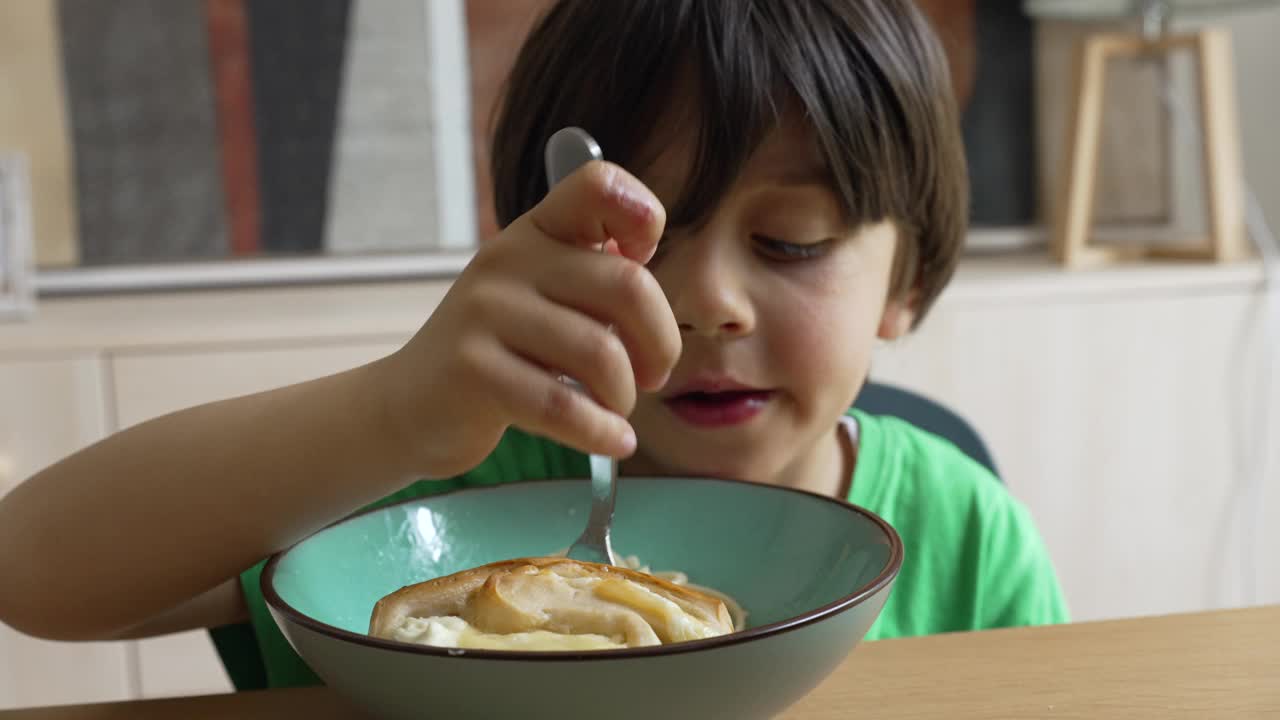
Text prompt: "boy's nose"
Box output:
[[677, 314, 749, 338], [666, 246, 756, 340]]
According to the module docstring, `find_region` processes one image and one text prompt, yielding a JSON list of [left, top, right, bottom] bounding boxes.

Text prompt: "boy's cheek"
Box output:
[[767, 310, 846, 391]]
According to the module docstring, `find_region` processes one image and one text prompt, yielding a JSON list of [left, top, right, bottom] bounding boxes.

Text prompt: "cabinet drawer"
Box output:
[[0, 356, 106, 496], [111, 340, 402, 428], [136, 631, 233, 699], [109, 340, 401, 698], [0, 356, 135, 710], [872, 292, 1280, 621]]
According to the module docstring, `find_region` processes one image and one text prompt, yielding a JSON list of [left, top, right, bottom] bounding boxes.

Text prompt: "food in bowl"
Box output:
[[605, 552, 749, 629], [261, 477, 902, 720], [368, 557, 734, 651]]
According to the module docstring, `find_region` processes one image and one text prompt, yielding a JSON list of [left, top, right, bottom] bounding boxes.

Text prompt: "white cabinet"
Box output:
[[109, 340, 402, 699], [110, 342, 404, 430], [0, 356, 134, 710], [874, 287, 1280, 622]]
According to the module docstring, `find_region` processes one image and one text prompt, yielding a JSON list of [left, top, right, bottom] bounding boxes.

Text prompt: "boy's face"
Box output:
[[620, 118, 915, 495]]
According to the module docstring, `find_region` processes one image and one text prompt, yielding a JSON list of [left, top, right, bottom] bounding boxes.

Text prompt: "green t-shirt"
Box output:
[[236, 408, 1068, 688]]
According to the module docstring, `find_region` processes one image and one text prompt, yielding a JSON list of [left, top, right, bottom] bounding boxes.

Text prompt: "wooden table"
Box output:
[[4, 606, 1277, 719]]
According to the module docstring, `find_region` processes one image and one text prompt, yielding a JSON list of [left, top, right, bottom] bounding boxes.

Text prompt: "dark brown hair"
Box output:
[[490, 0, 967, 323]]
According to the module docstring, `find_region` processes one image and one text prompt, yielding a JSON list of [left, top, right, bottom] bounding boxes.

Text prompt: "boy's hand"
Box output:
[[382, 161, 680, 479]]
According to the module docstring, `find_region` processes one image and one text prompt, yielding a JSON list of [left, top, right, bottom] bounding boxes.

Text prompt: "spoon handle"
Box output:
[[544, 127, 618, 567], [580, 452, 618, 550], [545, 127, 603, 190]]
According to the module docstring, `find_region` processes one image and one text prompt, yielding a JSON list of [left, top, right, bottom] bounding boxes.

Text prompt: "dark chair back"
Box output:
[[853, 380, 1000, 478]]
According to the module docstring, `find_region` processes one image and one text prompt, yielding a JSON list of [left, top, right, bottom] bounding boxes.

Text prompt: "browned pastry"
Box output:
[[369, 557, 734, 651]]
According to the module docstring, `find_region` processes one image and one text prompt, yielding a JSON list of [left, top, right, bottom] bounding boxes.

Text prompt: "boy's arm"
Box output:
[[0, 161, 676, 643]]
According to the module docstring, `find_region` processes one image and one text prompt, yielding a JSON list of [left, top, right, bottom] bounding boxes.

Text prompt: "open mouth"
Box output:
[[664, 390, 774, 427]]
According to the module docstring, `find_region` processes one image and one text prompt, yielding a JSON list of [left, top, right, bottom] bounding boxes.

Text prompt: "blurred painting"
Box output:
[[7, 0, 1037, 270], [0, 153, 35, 319], [32, 0, 442, 267]]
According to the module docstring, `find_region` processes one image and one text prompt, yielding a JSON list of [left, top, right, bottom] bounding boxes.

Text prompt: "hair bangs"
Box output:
[[491, 0, 966, 322]]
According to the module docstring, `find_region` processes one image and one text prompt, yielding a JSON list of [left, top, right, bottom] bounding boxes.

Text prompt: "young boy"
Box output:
[[0, 0, 1066, 689]]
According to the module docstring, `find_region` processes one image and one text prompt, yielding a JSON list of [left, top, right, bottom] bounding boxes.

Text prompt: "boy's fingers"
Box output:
[[477, 339, 637, 458], [524, 161, 666, 265], [494, 295, 637, 418], [535, 252, 680, 392]]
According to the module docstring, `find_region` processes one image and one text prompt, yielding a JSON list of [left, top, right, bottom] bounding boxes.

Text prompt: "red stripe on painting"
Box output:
[[206, 0, 261, 256]]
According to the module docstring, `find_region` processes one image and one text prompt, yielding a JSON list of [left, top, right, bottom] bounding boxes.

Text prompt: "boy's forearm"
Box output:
[[0, 358, 417, 641]]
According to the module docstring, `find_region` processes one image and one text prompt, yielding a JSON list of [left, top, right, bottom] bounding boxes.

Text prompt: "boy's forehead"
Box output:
[[746, 121, 832, 186]]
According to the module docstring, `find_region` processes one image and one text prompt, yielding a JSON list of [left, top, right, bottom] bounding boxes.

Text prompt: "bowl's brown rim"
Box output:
[[260, 475, 903, 662]]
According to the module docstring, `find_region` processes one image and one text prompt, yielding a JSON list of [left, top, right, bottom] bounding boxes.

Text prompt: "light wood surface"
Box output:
[[0, 606, 1275, 719], [1053, 22, 1108, 265], [1196, 29, 1246, 263], [787, 605, 1280, 720]]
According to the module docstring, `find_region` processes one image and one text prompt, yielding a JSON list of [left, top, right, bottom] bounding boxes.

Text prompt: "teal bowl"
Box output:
[[262, 477, 902, 720]]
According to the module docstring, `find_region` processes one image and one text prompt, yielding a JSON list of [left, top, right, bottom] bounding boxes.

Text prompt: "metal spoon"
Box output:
[[543, 127, 619, 567]]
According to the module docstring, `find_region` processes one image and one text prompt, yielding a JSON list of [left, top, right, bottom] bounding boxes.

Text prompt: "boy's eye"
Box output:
[[752, 234, 831, 261]]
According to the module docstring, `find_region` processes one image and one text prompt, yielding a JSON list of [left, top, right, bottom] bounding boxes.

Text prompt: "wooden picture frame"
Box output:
[[1052, 27, 1246, 267]]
